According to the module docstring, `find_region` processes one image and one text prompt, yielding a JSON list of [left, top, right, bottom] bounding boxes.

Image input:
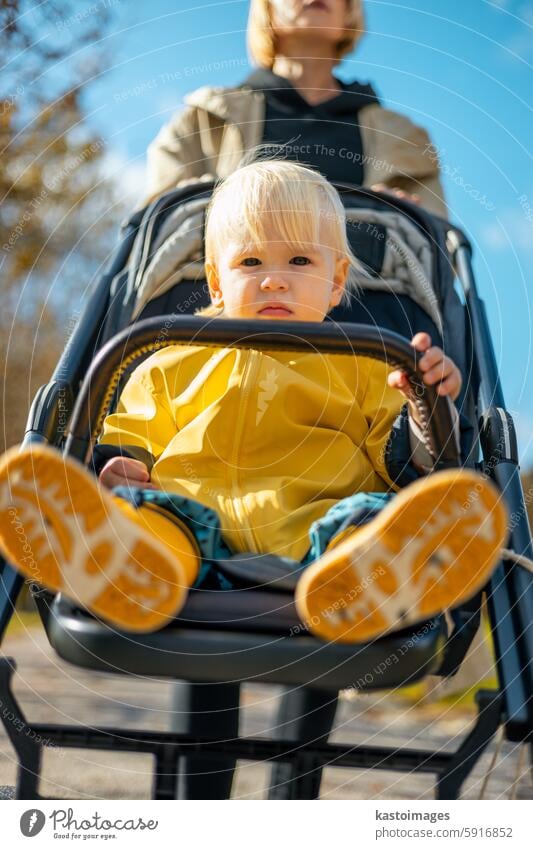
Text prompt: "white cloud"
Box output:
[[480, 206, 533, 253], [518, 1, 533, 25], [503, 29, 533, 59], [498, 2, 533, 58]]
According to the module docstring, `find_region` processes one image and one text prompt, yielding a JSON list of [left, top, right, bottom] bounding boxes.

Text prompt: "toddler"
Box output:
[[0, 161, 507, 643]]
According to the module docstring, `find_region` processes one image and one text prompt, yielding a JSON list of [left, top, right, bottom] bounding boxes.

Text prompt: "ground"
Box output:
[[0, 619, 531, 800]]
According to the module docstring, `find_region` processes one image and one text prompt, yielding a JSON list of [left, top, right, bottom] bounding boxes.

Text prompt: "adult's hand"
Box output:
[[371, 183, 422, 205]]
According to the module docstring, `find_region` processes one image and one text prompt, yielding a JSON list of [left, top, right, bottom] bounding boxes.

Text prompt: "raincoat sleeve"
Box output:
[[93, 362, 178, 473], [359, 358, 407, 490]]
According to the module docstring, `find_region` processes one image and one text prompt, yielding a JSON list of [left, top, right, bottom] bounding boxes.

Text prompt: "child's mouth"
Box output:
[[258, 305, 293, 316]]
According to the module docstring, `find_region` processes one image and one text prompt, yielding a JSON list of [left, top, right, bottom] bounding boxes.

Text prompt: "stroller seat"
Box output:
[[48, 594, 445, 689]]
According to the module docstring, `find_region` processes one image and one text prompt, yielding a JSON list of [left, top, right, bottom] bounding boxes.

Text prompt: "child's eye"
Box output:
[[290, 256, 311, 266], [240, 257, 261, 267]]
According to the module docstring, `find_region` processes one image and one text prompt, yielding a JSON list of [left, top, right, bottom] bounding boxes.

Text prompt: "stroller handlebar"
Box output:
[[64, 316, 461, 470]]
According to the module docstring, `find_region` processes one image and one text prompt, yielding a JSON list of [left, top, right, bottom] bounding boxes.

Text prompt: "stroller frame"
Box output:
[[0, 186, 531, 800]]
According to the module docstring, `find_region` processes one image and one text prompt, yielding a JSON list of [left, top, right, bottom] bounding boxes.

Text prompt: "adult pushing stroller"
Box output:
[[0, 180, 531, 800]]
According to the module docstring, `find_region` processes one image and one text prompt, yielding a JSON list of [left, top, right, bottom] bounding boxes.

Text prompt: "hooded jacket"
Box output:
[[146, 71, 446, 217], [98, 345, 409, 561]]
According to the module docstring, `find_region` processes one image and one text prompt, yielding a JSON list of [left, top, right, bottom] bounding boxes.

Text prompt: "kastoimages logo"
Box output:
[[20, 809, 46, 837]]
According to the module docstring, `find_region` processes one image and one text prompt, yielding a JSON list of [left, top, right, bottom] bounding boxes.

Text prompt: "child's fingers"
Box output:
[[102, 471, 158, 490], [435, 374, 459, 396], [421, 361, 451, 386], [119, 458, 150, 480], [107, 457, 150, 481], [98, 458, 153, 491], [387, 370, 410, 390], [418, 347, 446, 371], [410, 332, 432, 353], [422, 363, 461, 399], [128, 480, 159, 490], [396, 336, 462, 401], [439, 370, 462, 400]]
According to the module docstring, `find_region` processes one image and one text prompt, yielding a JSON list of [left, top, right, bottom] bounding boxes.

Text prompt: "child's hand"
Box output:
[[387, 333, 462, 423], [98, 457, 158, 490]]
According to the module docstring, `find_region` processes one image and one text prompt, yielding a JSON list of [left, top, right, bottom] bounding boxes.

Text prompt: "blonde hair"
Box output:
[[199, 157, 360, 317], [247, 0, 365, 69]]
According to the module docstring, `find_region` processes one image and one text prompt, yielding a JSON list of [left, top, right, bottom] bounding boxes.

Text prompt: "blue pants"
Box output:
[[113, 487, 393, 590]]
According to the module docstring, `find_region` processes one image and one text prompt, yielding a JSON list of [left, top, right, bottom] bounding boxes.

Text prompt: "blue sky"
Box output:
[[67, 0, 532, 464]]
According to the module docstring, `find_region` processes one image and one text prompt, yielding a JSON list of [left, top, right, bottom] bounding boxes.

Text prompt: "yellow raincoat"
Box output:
[[99, 345, 404, 561]]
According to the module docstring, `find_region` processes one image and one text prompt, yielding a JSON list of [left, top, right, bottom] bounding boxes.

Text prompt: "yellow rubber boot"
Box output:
[[111, 497, 200, 588], [295, 469, 508, 645], [0, 444, 200, 633]]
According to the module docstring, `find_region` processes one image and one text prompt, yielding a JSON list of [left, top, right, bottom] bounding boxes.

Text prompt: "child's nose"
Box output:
[[260, 273, 289, 290]]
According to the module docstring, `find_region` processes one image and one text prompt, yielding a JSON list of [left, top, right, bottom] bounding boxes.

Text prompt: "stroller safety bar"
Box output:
[[63, 317, 461, 470]]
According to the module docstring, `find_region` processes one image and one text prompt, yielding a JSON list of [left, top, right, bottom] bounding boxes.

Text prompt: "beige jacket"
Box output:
[[146, 84, 446, 217]]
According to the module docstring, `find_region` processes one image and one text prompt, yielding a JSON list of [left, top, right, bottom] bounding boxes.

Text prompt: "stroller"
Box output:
[[0, 180, 531, 800]]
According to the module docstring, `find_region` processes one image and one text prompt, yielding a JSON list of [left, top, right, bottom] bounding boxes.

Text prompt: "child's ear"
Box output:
[[205, 262, 224, 307], [330, 257, 349, 307]]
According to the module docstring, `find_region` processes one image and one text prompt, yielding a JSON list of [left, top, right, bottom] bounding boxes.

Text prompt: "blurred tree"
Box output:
[[0, 0, 124, 451]]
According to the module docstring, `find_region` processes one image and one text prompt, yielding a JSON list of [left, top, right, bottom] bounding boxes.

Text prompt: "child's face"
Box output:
[[206, 220, 349, 322]]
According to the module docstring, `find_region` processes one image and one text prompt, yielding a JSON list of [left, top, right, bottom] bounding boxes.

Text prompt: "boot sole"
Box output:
[[294, 469, 508, 644], [0, 445, 187, 632]]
